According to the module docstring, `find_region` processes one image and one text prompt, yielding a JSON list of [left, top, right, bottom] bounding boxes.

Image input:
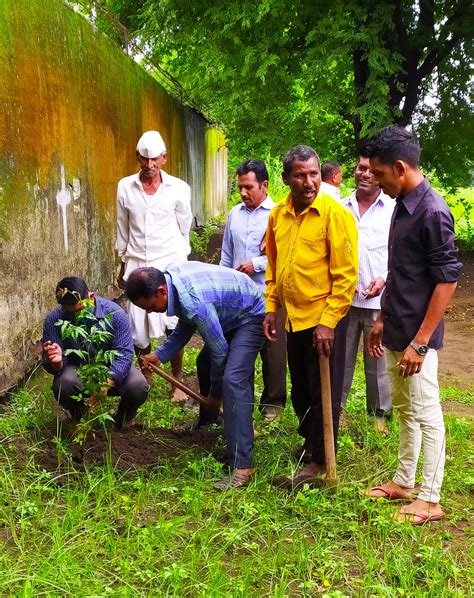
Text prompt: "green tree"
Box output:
[[95, 0, 473, 186]]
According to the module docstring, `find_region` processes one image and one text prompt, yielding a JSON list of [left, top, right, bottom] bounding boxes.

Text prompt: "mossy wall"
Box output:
[[0, 0, 227, 392]]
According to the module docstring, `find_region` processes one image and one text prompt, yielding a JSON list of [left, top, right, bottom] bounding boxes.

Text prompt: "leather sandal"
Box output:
[[213, 469, 254, 490]]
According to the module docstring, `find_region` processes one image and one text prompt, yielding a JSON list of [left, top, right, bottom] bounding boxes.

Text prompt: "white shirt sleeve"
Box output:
[[219, 213, 234, 268], [251, 255, 268, 272], [175, 183, 193, 245], [116, 182, 129, 260]]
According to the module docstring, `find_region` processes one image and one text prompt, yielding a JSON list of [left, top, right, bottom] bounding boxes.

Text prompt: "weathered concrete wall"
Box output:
[[0, 0, 227, 392]]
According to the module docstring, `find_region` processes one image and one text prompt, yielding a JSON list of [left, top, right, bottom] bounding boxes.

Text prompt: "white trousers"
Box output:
[[123, 255, 187, 349], [385, 349, 445, 503]]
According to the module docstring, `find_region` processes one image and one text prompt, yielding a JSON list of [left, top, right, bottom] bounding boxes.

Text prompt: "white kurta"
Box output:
[[320, 181, 341, 202], [116, 170, 193, 348]]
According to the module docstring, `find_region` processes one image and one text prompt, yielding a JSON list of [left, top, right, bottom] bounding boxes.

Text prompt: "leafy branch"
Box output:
[[55, 300, 121, 406]]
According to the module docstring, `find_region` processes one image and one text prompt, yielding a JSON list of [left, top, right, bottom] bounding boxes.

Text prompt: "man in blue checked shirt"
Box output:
[[42, 276, 149, 428], [126, 262, 266, 490], [220, 159, 287, 421]]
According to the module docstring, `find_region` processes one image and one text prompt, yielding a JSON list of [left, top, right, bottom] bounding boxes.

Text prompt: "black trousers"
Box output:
[[52, 365, 149, 421], [286, 316, 348, 464]]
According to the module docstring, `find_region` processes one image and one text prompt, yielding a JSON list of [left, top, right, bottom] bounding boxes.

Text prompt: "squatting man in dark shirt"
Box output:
[[42, 276, 149, 428], [361, 125, 462, 526]]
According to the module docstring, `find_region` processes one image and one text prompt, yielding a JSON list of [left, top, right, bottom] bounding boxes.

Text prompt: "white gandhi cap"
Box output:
[[136, 130, 166, 159]]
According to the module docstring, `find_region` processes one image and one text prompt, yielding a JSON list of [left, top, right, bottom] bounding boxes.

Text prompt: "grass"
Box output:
[[0, 353, 472, 596]]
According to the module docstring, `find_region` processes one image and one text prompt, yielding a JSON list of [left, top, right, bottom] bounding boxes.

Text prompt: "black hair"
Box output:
[[360, 125, 421, 168], [236, 159, 269, 184], [282, 145, 320, 176], [321, 161, 341, 182], [125, 267, 166, 302], [55, 276, 89, 305]]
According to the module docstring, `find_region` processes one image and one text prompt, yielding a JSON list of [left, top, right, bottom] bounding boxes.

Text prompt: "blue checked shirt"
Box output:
[[220, 195, 275, 291], [42, 297, 134, 385], [156, 261, 265, 395]]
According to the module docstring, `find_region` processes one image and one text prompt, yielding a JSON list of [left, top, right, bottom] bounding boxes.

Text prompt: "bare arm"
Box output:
[[398, 282, 457, 377], [263, 214, 280, 341]]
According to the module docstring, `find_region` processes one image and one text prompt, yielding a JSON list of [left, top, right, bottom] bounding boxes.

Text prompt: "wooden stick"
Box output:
[[148, 363, 211, 408], [319, 354, 338, 484]]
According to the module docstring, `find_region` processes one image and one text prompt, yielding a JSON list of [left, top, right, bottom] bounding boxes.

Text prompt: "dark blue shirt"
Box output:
[[42, 296, 134, 385], [382, 178, 462, 351], [156, 261, 265, 395]]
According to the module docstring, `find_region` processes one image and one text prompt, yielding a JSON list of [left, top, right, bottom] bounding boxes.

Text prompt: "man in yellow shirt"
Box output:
[[264, 145, 358, 485]]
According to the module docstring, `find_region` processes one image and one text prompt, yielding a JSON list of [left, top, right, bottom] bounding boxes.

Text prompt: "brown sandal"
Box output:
[[214, 469, 254, 490]]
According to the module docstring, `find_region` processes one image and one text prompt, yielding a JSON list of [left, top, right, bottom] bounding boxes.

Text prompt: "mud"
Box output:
[[439, 256, 474, 387], [35, 425, 222, 473]]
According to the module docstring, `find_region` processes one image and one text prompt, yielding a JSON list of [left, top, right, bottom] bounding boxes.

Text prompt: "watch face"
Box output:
[[419, 345, 428, 355]]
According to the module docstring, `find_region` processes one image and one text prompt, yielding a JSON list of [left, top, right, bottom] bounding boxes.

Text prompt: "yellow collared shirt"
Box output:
[[264, 191, 358, 331]]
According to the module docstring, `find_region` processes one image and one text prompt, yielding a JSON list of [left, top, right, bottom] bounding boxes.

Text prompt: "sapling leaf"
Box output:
[[98, 413, 115, 423], [59, 320, 71, 338], [57, 302, 125, 434], [81, 311, 97, 321], [64, 349, 88, 359]]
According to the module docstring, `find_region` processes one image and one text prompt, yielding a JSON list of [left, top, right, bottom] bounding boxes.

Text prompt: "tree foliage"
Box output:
[[98, 0, 473, 186]]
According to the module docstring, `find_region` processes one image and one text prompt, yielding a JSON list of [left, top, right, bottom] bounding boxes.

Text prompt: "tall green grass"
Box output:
[[0, 353, 471, 596]]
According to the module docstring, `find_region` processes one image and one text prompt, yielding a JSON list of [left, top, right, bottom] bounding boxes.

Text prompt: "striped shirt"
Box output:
[[156, 261, 265, 393], [220, 195, 275, 290], [342, 190, 395, 309], [42, 297, 134, 385]]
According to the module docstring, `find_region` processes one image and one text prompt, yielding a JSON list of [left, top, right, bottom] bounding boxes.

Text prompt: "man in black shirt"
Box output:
[[362, 125, 462, 525]]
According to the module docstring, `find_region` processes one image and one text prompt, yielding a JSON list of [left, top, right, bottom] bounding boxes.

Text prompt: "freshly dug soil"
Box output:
[[36, 425, 222, 472], [438, 256, 474, 386]]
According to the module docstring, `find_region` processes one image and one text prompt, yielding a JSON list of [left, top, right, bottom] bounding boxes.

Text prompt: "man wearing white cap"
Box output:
[[116, 130, 193, 400]]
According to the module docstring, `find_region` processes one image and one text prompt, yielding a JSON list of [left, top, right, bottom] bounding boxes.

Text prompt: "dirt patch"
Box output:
[[35, 425, 222, 473], [439, 255, 474, 387], [444, 519, 472, 544], [441, 401, 474, 419]]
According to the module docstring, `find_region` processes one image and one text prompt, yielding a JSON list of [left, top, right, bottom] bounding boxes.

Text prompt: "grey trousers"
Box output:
[[196, 316, 265, 469], [341, 306, 392, 418], [52, 365, 149, 421], [260, 308, 287, 409]]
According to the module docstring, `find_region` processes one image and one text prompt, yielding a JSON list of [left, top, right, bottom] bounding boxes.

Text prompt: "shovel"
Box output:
[[147, 362, 214, 409], [319, 353, 338, 486]]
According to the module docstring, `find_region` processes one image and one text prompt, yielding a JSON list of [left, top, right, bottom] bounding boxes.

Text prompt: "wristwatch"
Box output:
[[410, 341, 428, 356]]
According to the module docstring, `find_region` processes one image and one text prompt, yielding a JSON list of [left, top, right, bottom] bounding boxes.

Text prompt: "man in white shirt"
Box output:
[[341, 156, 395, 431], [220, 159, 287, 421], [116, 130, 193, 399], [320, 161, 342, 201]]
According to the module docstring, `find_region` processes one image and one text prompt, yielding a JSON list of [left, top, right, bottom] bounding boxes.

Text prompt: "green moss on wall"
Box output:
[[0, 0, 227, 391]]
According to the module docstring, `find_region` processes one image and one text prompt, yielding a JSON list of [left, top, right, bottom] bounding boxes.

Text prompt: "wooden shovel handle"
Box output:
[[148, 363, 212, 408], [319, 354, 337, 483]]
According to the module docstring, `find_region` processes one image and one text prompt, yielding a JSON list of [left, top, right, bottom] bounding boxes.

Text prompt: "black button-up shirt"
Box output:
[[382, 178, 462, 351]]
